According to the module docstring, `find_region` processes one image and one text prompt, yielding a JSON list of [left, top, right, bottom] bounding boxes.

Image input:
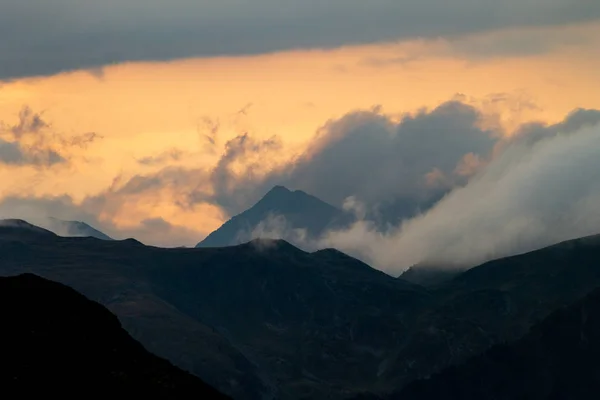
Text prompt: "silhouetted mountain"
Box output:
[[42, 217, 114, 240], [196, 185, 354, 248], [355, 233, 600, 396], [0, 273, 229, 398], [0, 218, 56, 237], [5, 221, 600, 399], [362, 285, 600, 400], [0, 222, 426, 399]]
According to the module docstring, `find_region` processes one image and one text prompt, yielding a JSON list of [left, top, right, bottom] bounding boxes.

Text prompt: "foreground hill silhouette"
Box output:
[[0, 221, 427, 399], [0, 273, 228, 398], [357, 285, 600, 399], [196, 185, 353, 248], [4, 220, 600, 399]]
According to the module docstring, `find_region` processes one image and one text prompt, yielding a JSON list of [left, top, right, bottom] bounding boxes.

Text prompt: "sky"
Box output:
[[1, 1, 600, 268]]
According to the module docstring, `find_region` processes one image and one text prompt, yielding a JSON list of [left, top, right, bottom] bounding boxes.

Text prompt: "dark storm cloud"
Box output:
[[1, 0, 599, 80]]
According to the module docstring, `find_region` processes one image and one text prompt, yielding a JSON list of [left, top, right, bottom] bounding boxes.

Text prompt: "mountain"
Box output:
[[356, 233, 600, 395], [5, 221, 600, 399], [0, 218, 56, 236], [196, 185, 354, 248], [0, 273, 229, 398], [366, 285, 600, 400], [398, 264, 464, 287], [0, 222, 427, 400], [41, 217, 114, 240]]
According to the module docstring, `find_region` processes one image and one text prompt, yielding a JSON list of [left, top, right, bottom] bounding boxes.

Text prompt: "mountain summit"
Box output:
[[43, 217, 114, 240], [196, 185, 353, 248]]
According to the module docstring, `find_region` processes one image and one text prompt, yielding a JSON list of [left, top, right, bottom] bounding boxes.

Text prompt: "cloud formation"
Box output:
[[0, 99, 500, 245], [137, 149, 184, 166], [1, 0, 599, 79], [0, 138, 64, 167], [0, 106, 81, 167], [24, 100, 501, 228], [5, 98, 600, 271], [278, 101, 497, 211], [180, 100, 501, 227], [316, 109, 600, 274], [123, 101, 500, 223]]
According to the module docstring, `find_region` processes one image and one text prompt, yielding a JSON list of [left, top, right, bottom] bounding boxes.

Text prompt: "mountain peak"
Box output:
[[196, 186, 353, 248], [268, 185, 291, 194], [260, 185, 293, 202], [42, 217, 113, 240], [0, 219, 56, 236]]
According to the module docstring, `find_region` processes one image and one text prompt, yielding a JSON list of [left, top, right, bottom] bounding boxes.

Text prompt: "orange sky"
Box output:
[[1, 21, 600, 245]]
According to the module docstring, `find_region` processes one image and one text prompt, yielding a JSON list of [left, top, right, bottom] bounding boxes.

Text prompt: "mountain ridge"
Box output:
[[5, 220, 600, 399], [360, 285, 600, 399], [0, 272, 229, 398]]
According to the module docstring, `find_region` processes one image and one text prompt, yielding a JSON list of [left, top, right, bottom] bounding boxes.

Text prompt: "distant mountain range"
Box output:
[[196, 185, 354, 248], [4, 219, 600, 399], [0, 216, 114, 240], [1, 273, 228, 398]]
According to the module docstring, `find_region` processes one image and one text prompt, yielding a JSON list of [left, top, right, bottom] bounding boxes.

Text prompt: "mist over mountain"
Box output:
[[196, 185, 355, 248], [41, 217, 114, 240]]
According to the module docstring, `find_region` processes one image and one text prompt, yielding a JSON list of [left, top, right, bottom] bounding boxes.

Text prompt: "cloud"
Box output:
[[316, 109, 600, 275], [137, 148, 185, 166], [65, 132, 103, 149], [237, 213, 309, 246], [1, 0, 599, 80], [0, 106, 102, 167], [271, 101, 498, 216], [201, 133, 284, 215], [0, 138, 65, 167], [4, 99, 600, 265], [6, 106, 49, 138], [101, 100, 503, 223], [0, 139, 26, 164]]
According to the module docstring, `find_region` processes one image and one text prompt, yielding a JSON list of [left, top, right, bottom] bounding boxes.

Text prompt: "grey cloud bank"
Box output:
[[316, 110, 600, 274], [1, 0, 599, 79]]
